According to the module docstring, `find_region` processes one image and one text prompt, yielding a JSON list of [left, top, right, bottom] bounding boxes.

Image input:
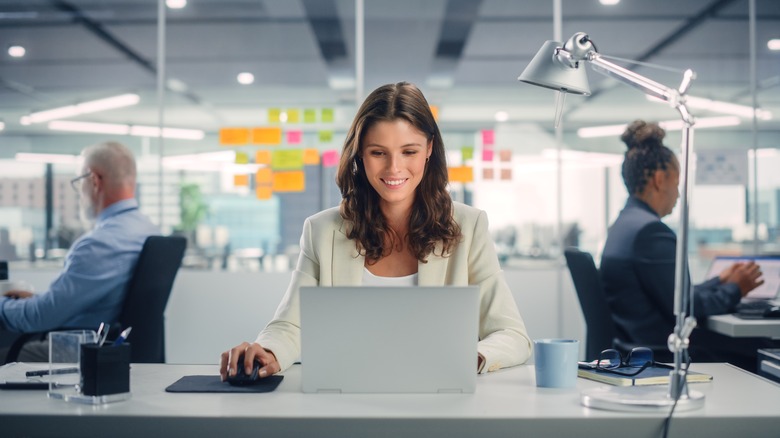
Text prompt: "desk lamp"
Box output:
[[519, 32, 704, 412]]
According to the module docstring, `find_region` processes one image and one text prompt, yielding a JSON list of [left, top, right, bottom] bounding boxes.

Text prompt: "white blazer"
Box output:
[[256, 202, 532, 374]]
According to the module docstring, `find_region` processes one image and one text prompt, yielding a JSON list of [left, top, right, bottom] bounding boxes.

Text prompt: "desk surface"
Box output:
[[2, 363, 779, 438], [707, 314, 780, 339]]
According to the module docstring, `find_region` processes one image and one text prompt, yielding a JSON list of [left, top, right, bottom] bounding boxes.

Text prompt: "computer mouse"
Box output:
[[226, 355, 262, 386], [763, 306, 780, 318]]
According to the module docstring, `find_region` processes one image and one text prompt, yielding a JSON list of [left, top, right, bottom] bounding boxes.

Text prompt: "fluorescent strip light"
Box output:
[[48, 120, 205, 140], [0, 121, 4, 131], [646, 95, 772, 120], [578, 116, 741, 138], [768, 39, 780, 51], [15, 153, 81, 164], [21, 93, 140, 124]]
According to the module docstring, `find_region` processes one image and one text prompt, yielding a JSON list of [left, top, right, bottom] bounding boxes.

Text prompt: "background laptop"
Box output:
[[300, 286, 479, 394], [704, 255, 780, 303]]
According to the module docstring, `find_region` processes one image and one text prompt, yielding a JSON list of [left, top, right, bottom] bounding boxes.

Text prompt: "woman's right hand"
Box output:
[[220, 341, 280, 381]]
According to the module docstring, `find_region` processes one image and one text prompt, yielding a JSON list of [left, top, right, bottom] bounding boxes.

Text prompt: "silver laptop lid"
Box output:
[[706, 256, 780, 301], [300, 286, 479, 394]]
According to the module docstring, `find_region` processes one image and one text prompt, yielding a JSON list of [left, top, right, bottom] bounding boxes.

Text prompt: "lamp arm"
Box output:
[[586, 54, 679, 103]]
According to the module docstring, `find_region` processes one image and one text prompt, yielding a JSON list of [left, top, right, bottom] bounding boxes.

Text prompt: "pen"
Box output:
[[98, 322, 110, 347], [26, 367, 79, 377], [112, 327, 132, 346]]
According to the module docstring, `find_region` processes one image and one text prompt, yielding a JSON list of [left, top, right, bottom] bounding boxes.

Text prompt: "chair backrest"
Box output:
[[563, 247, 617, 360], [117, 235, 186, 363]]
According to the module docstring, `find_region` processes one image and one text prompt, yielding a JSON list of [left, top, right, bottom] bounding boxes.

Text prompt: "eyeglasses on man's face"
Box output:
[[70, 171, 92, 192]]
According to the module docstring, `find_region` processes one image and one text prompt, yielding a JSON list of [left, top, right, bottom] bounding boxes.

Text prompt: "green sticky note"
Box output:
[[304, 109, 317, 123], [268, 108, 281, 123], [271, 149, 304, 170], [235, 151, 249, 164], [286, 109, 300, 124], [319, 130, 333, 143], [321, 108, 334, 123], [462, 147, 474, 161]]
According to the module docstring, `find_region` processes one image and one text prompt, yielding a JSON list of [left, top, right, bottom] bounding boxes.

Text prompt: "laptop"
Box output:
[[704, 256, 780, 317], [299, 286, 479, 393]]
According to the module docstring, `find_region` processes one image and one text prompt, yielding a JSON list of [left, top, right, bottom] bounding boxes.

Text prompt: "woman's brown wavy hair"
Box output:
[[336, 82, 461, 264]]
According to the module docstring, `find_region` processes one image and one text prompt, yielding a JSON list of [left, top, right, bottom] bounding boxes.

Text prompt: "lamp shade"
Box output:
[[518, 40, 591, 96]]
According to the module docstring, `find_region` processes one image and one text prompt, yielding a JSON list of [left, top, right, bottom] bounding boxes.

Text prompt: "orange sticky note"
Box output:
[[303, 148, 320, 165], [256, 168, 272, 184], [430, 105, 438, 121], [256, 186, 273, 200], [219, 128, 250, 145], [234, 174, 249, 187], [448, 166, 474, 183], [272, 171, 305, 192], [252, 127, 282, 145], [255, 150, 271, 165]]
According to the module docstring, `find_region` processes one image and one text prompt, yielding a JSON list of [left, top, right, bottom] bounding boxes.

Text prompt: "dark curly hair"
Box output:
[[620, 120, 676, 195], [335, 82, 461, 264]]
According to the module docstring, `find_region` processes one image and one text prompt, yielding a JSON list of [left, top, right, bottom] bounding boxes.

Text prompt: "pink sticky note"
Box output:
[[287, 130, 302, 144], [322, 150, 339, 167], [481, 130, 494, 146], [482, 149, 494, 162]]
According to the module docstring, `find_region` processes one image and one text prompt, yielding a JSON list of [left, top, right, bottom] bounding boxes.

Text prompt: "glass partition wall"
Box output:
[[0, 0, 778, 273]]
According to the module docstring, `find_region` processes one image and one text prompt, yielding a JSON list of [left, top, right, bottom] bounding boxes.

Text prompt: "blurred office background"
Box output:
[[1, 0, 778, 362]]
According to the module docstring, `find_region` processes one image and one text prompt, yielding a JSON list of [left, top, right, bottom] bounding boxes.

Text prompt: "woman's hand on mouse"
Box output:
[[220, 342, 280, 381]]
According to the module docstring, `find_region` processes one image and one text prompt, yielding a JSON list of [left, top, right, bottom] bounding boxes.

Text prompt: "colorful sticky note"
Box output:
[[287, 130, 302, 144], [252, 127, 282, 145], [303, 148, 320, 165], [233, 174, 249, 187], [256, 168, 272, 184], [483, 167, 495, 180], [286, 109, 300, 124], [430, 105, 438, 121], [271, 149, 304, 170], [448, 166, 474, 183], [321, 108, 334, 123], [256, 186, 273, 200], [255, 150, 271, 165], [499, 149, 512, 162], [272, 171, 305, 192], [219, 128, 250, 145], [322, 150, 339, 167], [304, 109, 317, 123], [482, 149, 494, 162], [235, 151, 249, 164], [318, 130, 333, 143], [482, 130, 494, 146], [461, 147, 474, 161], [268, 108, 281, 124], [500, 168, 513, 181]]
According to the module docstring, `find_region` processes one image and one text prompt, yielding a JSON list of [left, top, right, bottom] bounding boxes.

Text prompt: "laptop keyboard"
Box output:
[[735, 300, 773, 318]]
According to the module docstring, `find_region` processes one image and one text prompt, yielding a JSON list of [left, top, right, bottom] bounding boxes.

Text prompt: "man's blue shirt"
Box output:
[[0, 199, 159, 333]]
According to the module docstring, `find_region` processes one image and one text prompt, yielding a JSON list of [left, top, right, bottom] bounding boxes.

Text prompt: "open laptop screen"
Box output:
[[705, 256, 780, 300]]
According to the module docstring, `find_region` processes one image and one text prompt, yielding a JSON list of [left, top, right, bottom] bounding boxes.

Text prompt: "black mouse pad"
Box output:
[[165, 375, 284, 393]]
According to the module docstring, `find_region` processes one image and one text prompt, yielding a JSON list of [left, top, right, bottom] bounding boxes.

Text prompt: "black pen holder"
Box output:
[[80, 343, 131, 396]]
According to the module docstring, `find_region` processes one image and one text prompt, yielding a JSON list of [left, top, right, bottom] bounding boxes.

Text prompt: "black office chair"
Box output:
[[3, 235, 186, 364], [115, 235, 186, 363]]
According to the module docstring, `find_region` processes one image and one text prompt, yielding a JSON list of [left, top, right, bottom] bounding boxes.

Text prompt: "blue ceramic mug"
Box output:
[[534, 339, 579, 388]]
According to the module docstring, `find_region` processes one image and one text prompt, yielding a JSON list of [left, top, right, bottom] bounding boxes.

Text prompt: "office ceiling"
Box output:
[[0, 0, 779, 158]]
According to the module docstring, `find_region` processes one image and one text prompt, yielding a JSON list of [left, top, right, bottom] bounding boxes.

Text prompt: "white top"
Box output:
[[362, 267, 418, 286]]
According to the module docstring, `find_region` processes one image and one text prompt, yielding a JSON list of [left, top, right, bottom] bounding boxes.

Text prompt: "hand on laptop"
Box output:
[[220, 342, 280, 382], [720, 261, 764, 297]]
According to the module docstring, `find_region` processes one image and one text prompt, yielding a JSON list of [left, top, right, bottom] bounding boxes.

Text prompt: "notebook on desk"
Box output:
[[705, 255, 780, 317], [299, 286, 479, 394]]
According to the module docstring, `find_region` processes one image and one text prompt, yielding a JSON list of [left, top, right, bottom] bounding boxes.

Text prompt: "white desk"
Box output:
[[707, 314, 780, 339], [2, 363, 779, 438]]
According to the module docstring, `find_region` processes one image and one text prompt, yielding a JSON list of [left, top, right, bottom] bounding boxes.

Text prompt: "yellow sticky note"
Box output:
[[448, 166, 474, 183], [319, 130, 333, 143], [268, 108, 281, 123], [271, 149, 304, 170], [286, 109, 300, 124], [256, 186, 273, 200], [252, 127, 282, 145], [256, 168, 272, 184], [272, 171, 305, 192], [255, 150, 271, 165], [303, 148, 320, 165], [235, 152, 249, 164], [234, 174, 249, 187], [321, 108, 334, 123], [219, 128, 249, 145], [304, 109, 317, 123]]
